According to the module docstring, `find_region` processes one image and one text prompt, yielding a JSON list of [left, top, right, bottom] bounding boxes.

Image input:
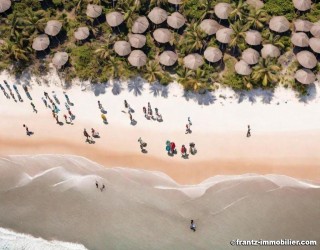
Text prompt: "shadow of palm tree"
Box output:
[[195, 91, 217, 105], [112, 80, 123, 95], [161, 85, 169, 98], [183, 90, 196, 101], [299, 83, 317, 103], [128, 77, 144, 96], [91, 81, 111, 96], [261, 90, 274, 104], [149, 82, 162, 97]]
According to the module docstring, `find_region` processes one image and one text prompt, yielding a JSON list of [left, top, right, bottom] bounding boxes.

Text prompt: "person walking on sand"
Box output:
[[124, 100, 128, 109], [30, 102, 37, 113], [143, 107, 146, 117], [98, 100, 103, 110], [69, 110, 74, 120], [100, 184, 105, 192], [190, 220, 196, 232], [42, 97, 47, 107], [91, 128, 99, 137], [96, 181, 99, 189], [63, 114, 68, 123], [44, 91, 49, 99], [188, 117, 192, 126], [83, 129, 90, 141], [101, 113, 107, 124], [181, 145, 187, 157], [129, 112, 133, 123], [55, 115, 60, 124], [185, 124, 190, 134], [64, 93, 71, 104], [23, 124, 30, 136], [170, 142, 176, 155], [247, 125, 251, 138]]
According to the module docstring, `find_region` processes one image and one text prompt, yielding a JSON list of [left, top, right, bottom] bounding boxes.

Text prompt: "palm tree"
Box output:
[[252, 58, 281, 87], [229, 0, 248, 22], [199, 0, 215, 20], [0, 41, 29, 61], [262, 30, 286, 49], [246, 8, 268, 30], [229, 21, 247, 54], [179, 22, 205, 54], [94, 34, 116, 60], [143, 60, 165, 83], [178, 68, 207, 91], [104, 56, 125, 80], [19, 9, 47, 35]]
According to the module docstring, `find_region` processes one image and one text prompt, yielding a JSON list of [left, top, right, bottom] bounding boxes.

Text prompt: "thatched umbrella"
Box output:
[[106, 11, 124, 27], [86, 4, 102, 18], [183, 53, 204, 70], [199, 19, 220, 35], [148, 7, 167, 25], [291, 32, 309, 47], [159, 51, 178, 66], [216, 28, 233, 44], [128, 34, 146, 48], [0, 0, 11, 13], [269, 16, 290, 33], [32, 34, 50, 51], [132, 16, 149, 34], [245, 30, 262, 46], [296, 50, 317, 69], [309, 37, 320, 53], [114, 41, 131, 56], [295, 68, 316, 84], [167, 12, 185, 29], [294, 19, 312, 32], [293, 0, 312, 11], [246, 0, 264, 9], [52, 52, 68, 69], [128, 50, 147, 67], [261, 44, 281, 58], [214, 3, 232, 20], [310, 24, 320, 38], [153, 28, 173, 43], [74, 27, 90, 40], [168, 0, 182, 4], [44, 20, 62, 36], [204, 47, 222, 63], [242, 48, 260, 65], [235, 60, 252, 75]]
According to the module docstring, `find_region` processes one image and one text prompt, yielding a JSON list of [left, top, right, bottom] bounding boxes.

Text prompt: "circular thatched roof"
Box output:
[[153, 28, 173, 43], [114, 41, 131, 56], [296, 50, 317, 69], [310, 24, 320, 38], [159, 51, 178, 66], [167, 12, 185, 29], [246, 0, 264, 9], [204, 47, 222, 63], [291, 32, 309, 47], [128, 34, 146, 48], [293, 0, 312, 11], [148, 7, 167, 24], [214, 3, 232, 20], [245, 30, 262, 46], [269, 16, 290, 33], [261, 44, 281, 58], [294, 19, 312, 32], [128, 50, 147, 67], [132, 16, 149, 34], [295, 68, 316, 84], [168, 0, 182, 4], [309, 37, 320, 53], [199, 19, 220, 35], [44, 20, 62, 36], [52, 52, 68, 69], [86, 4, 102, 18], [0, 0, 11, 13], [216, 28, 233, 44], [242, 48, 260, 65], [106, 11, 124, 27], [235, 60, 252, 75], [183, 53, 204, 70], [32, 34, 50, 51], [74, 26, 90, 40]]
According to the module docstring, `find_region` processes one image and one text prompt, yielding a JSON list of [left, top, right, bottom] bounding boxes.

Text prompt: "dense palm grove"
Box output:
[[0, 0, 320, 94]]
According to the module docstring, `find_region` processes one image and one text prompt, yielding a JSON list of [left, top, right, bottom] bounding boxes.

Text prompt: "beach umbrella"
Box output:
[[214, 3, 232, 20], [242, 48, 260, 65], [235, 60, 252, 75], [295, 68, 316, 84], [132, 16, 149, 34], [291, 32, 309, 47], [293, 0, 312, 11], [296, 50, 317, 69], [294, 19, 312, 32], [86, 4, 102, 18], [199, 19, 220, 35], [216, 28, 233, 44], [246, 0, 264, 9], [204, 47, 222, 63], [269, 16, 290, 33], [106, 11, 124, 27], [128, 50, 147, 67], [167, 12, 185, 29], [153, 28, 173, 44], [0, 0, 11, 13], [128, 34, 146, 48], [52, 52, 68, 69], [183, 53, 204, 70], [114, 41, 131, 56], [261, 44, 281, 58], [168, 0, 182, 4], [44, 20, 62, 36], [74, 26, 90, 40], [148, 7, 167, 25], [309, 37, 320, 53], [245, 30, 262, 46], [310, 24, 320, 38], [159, 51, 178, 66], [32, 34, 50, 51]]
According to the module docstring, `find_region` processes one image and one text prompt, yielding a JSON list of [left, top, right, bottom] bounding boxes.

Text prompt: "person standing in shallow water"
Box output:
[[190, 220, 196, 232], [247, 125, 251, 138]]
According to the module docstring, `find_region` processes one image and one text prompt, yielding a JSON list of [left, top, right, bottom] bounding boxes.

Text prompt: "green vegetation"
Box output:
[[264, 0, 295, 21]]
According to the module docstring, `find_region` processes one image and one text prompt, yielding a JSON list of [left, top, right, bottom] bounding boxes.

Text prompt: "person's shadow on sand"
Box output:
[[182, 154, 189, 159], [131, 120, 137, 126], [141, 149, 148, 154], [27, 131, 34, 136], [93, 134, 100, 139], [58, 121, 64, 126]]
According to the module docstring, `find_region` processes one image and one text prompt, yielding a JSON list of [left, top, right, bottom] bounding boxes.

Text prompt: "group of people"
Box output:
[[165, 141, 197, 159], [142, 102, 162, 121], [124, 100, 136, 125], [185, 117, 192, 134], [98, 101, 108, 124], [83, 128, 100, 143]]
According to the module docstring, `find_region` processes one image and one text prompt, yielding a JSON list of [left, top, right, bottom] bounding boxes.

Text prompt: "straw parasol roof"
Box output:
[[293, 0, 312, 11], [309, 37, 320, 53], [183, 53, 204, 70], [106, 11, 124, 27], [44, 20, 62, 36], [291, 32, 309, 47], [246, 0, 264, 9], [261, 44, 281, 58], [216, 28, 233, 44], [245, 30, 262, 46], [132, 16, 149, 34], [167, 12, 186, 29], [294, 19, 312, 32], [128, 34, 146, 48], [310, 24, 320, 38], [235, 60, 252, 75], [74, 26, 90, 40], [242, 48, 260, 65], [153, 28, 173, 43], [269, 16, 290, 33], [128, 50, 147, 67], [86, 4, 102, 18], [199, 19, 220, 35], [159, 51, 178, 66], [214, 3, 232, 20], [296, 50, 317, 69], [204, 47, 222, 63], [295, 68, 316, 84], [148, 7, 167, 24], [52, 52, 68, 69], [168, 0, 182, 4], [114, 41, 131, 56], [32, 34, 50, 51], [0, 0, 11, 13]]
